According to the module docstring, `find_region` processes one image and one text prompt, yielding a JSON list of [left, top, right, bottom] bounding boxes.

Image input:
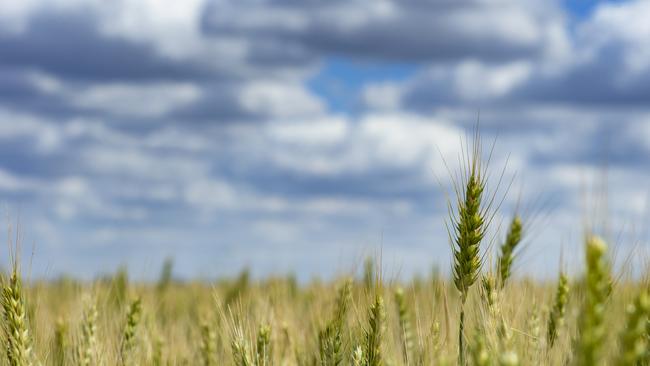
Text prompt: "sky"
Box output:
[[0, 0, 649, 281]]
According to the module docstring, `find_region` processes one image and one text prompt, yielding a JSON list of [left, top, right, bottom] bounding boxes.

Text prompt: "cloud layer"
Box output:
[[0, 0, 648, 280]]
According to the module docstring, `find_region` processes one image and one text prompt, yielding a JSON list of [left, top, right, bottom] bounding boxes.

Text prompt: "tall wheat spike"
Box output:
[[449, 130, 489, 366]]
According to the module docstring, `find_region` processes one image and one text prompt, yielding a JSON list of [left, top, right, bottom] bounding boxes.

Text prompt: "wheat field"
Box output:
[[1, 136, 647, 366]]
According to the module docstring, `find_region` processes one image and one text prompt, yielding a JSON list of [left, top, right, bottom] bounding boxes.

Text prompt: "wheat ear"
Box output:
[[256, 324, 271, 366], [120, 297, 143, 365], [573, 236, 611, 366], [1, 267, 34, 366], [395, 287, 414, 365], [53, 317, 68, 366], [615, 290, 650, 366], [497, 215, 523, 287], [364, 294, 385, 366], [78, 299, 98, 366], [319, 279, 352, 366], [449, 132, 489, 366], [547, 272, 569, 348]]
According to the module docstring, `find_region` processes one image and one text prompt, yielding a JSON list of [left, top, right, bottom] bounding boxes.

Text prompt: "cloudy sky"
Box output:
[[0, 0, 649, 280]]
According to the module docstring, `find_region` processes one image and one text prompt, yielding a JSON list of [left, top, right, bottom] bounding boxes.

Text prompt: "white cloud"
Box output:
[[266, 115, 349, 146], [0, 168, 41, 191], [357, 113, 463, 169], [624, 117, 650, 152], [262, 112, 463, 180], [239, 81, 324, 118], [0, 109, 62, 152], [362, 82, 403, 110], [83, 146, 209, 181], [454, 61, 532, 100], [71, 82, 201, 118], [579, 0, 650, 75]]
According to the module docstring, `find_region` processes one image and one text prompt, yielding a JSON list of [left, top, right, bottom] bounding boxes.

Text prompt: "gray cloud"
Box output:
[[0, 11, 216, 82], [202, 0, 564, 63]]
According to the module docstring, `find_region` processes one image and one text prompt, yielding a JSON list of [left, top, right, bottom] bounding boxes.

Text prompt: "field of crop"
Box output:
[[1, 136, 646, 366]]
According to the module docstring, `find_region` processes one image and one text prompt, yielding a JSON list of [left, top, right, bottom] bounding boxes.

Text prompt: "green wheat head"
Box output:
[[200, 322, 217, 366], [573, 236, 611, 366], [352, 345, 364, 366], [319, 279, 352, 366], [121, 297, 143, 365], [256, 324, 271, 366], [53, 317, 68, 366], [615, 290, 650, 366], [470, 330, 491, 366], [231, 325, 253, 366], [497, 215, 523, 287], [394, 287, 414, 365], [450, 135, 489, 303], [77, 300, 98, 366], [547, 272, 569, 348], [364, 294, 385, 366], [1, 269, 33, 366]]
